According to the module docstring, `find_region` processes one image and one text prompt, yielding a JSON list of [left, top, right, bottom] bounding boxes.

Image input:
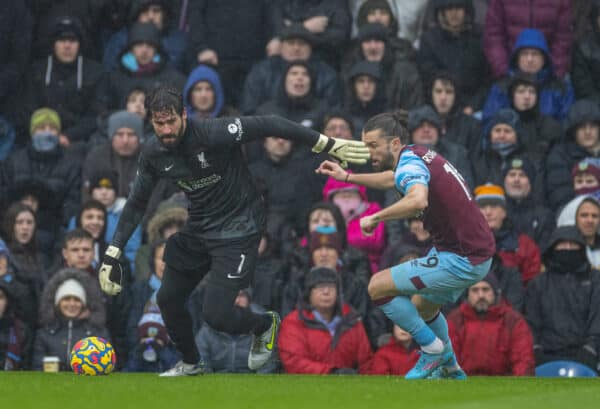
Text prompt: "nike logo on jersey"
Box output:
[[164, 164, 174, 171]]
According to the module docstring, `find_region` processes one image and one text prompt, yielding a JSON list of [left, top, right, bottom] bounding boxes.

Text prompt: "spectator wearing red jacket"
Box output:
[[365, 325, 419, 375], [278, 267, 373, 374], [447, 273, 535, 376], [475, 184, 542, 285]]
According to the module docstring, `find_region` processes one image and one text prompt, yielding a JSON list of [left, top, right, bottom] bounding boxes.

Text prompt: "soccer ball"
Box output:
[[70, 336, 116, 375]]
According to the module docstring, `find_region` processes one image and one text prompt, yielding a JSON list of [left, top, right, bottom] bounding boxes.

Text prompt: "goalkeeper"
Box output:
[[97, 85, 370, 376]]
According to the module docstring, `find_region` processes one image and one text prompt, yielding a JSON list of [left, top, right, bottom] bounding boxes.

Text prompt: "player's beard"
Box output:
[[379, 150, 396, 171], [158, 124, 186, 149]]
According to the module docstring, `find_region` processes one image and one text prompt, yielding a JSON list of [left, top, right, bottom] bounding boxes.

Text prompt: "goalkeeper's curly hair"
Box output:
[[146, 84, 184, 118], [363, 110, 410, 144]]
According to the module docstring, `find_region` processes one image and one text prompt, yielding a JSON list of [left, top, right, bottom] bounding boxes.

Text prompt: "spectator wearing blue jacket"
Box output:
[[482, 28, 574, 122], [182, 65, 237, 121]]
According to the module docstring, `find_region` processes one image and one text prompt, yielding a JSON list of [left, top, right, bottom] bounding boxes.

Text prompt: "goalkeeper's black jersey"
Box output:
[[111, 115, 320, 247]]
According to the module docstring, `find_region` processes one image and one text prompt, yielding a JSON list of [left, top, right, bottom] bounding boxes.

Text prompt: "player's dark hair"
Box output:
[[363, 110, 410, 144], [146, 85, 184, 117], [63, 228, 94, 249]]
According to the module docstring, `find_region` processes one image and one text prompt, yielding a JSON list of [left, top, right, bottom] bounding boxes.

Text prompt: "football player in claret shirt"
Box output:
[[97, 85, 370, 376], [317, 111, 495, 379]]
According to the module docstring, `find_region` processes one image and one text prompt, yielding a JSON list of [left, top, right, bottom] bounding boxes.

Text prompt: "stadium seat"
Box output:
[[535, 361, 598, 378]]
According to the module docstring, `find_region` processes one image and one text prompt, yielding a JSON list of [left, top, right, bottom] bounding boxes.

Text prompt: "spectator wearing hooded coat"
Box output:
[[448, 273, 535, 376], [475, 184, 542, 285], [344, 61, 388, 138], [342, 23, 422, 111], [322, 174, 385, 273], [483, 0, 572, 80], [507, 74, 562, 155], [572, 1, 600, 105], [482, 28, 575, 122], [182, 65, 238, 121], [407, 105, 474, 188], [350, 0, 429, 45], [354, 0, 416, 63], [503, 156, 555, 249], [100, 22, 186, 111], [26, 16, 104, 148], [240, 25, 342, 115], [546, 100, 600, 211], [278, 267, 373, 374], [526, 226, 600, 371], [103, 0, 186, 71], [418, 0, 490, 112], [471, 108, 544, 197], [426, 72, 481, 152], [0, 274, 31, 370], [256, 61, 329, 131], [32, 268, 110, 371]]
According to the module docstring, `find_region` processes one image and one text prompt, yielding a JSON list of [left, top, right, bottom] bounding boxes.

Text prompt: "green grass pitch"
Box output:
[[1, 373, 598, 409]]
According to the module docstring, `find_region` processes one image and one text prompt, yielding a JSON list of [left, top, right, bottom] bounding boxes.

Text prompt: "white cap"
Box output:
[[54, 279, 87, 306]]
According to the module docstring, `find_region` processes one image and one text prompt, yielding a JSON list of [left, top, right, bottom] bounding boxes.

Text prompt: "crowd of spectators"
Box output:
[[1, 0, 600, 376]]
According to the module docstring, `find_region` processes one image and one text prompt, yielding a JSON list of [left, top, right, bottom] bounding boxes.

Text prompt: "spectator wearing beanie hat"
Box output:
[[278, 266, 373, 374], [32, 268, 110, 371], [282, 226, 385, 347], [503, 156, 554, 248], [323, 172, 385, 273], [82, 111, 144, 198], [4, 107, 81, 236], [446, 272, 535, 376], [572, 158, 600, 201], [408, 105, 474, 188], [472, 108, 543, 192], [26, 15, 104, 149], [475, 184, 542, 285]]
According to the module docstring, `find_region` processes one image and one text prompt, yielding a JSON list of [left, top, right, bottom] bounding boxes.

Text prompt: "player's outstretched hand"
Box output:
[[98, 245, 123, 296], [312, 135, 370, 168], [315, 160, 348, 181], [360, 215, 378, 236]]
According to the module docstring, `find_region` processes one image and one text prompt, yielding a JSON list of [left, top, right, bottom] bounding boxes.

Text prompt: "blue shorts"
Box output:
[[389, 247, 492, 305]]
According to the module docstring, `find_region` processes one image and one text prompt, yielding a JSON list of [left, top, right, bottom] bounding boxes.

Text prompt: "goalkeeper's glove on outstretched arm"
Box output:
[[312, 134, 370, 168], [98, 245, 123, 296]]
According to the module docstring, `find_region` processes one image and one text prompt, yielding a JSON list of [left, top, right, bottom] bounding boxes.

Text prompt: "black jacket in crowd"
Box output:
[[545, 99, 600, 211], [572, 0, 600, 104], [417, 0, 490, 110], [26, 55, 105, 144]]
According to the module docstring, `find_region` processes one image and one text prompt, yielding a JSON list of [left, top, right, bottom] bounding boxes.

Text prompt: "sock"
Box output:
[[426, 312, 450, 345], [421, 338, 444, 354], [426, 312, 459, 368], [379, 296, 441, 350]]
